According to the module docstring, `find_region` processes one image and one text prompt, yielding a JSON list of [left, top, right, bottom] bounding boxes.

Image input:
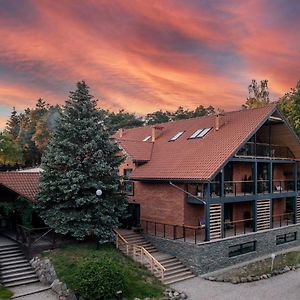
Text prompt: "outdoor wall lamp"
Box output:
[[96, 189, 103, 197]]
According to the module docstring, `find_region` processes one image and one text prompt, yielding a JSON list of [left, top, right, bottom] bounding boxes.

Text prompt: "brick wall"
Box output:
[[132, 181, 185, 225]]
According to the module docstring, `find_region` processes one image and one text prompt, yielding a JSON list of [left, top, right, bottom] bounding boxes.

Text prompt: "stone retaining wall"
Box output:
[[145, 224, 300, 274]]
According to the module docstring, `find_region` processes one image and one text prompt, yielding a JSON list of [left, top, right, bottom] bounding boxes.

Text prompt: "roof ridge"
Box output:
[[123, 102, 278, 131]]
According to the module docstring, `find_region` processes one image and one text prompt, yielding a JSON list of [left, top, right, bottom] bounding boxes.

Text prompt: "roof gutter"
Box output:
[[169, 181, 206, 205]]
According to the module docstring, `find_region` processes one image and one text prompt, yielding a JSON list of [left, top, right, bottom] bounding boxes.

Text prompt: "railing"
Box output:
[[272, 213, 295, 228], [140, 219, 205, 244], [16, 225, 56, 258], [272, 180, 295, 193], [224, 218, 254, 237], [236, 142, 294, 159], [114, 230, 166, 282], [224, 181, 254, 196]]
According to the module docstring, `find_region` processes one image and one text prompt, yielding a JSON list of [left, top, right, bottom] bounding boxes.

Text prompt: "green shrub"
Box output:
[[71, 258, 125, 300]]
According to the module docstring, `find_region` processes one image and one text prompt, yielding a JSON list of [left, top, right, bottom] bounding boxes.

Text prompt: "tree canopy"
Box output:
[[36, 81, 127, 242], [243, 79, 270, 109]]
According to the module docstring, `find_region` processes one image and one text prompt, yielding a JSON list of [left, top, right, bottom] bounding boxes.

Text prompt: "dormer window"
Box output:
[[189, 128, 211, 139], [143, 136, 151, 142], [169, 131, 185, 141]]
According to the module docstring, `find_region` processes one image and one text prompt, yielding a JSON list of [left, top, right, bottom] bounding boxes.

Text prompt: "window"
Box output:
[[124, 181, 134, 196], [229, 241, 256, 257], [169, 131, 185, 141], [276, 232, 297, 245], [124, 168, 132, 179], [189, 128, 211, 139], [143, 136, 151, 141]]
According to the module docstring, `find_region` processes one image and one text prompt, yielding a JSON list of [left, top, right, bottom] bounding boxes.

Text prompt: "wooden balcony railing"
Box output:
[[16, 225, 56, 258], [140, 219, 205, 244], [272, 213, 295, 228], [114, 230, 166, 282], [224, 218, 254, 238]]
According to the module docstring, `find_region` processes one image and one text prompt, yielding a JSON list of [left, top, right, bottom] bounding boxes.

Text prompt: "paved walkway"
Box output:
[[172, 268, 300, 300]]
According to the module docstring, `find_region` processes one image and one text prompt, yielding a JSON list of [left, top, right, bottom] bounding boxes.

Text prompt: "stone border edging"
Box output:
[[205, 264, 300, 284]]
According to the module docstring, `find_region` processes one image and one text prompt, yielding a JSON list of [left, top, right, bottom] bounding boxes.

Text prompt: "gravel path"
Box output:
[[172, 268, 300, 300], [14, 289, 58, 300]]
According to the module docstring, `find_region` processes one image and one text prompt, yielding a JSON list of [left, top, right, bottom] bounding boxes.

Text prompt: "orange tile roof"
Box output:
[[117, 104, 278, 181], [118, 140, 153, 162], [0, 172, 40, 202]]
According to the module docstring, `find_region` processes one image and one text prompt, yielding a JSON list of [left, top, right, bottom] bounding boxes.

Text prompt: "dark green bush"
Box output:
[[71, 258, 125, 300]]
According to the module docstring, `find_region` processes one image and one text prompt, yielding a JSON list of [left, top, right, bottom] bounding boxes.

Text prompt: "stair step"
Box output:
[[161, 261, 182, 268], [0, 246, 19, 252], [1, 259, 29, 267], [159, 257, 177, 264], [1, 263, 31, 272], [5, 278, 39, 288], [163, 268, 190, 277], [1, 270, 36, 280], [164, 271, 193, 281], [165, 265, 189, 272], [2, 274, 38, 284], [164, 274, 196, 285], [1, 266, 32, 275], [0, 252, 23, 259], [0, 255, 25, 262], [0, 249, 22, 255]]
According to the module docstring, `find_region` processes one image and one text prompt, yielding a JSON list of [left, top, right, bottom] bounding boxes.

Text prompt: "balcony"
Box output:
[[186, 179, 298, 201], [236, 142, 294, 159]]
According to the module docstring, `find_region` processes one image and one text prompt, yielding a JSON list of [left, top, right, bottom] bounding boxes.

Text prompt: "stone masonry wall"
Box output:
[[145, 224, 300, 275]]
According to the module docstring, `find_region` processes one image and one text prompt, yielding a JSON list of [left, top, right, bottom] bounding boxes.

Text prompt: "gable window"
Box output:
[[189, 128, 211, 139], [143, 136, 151, 141], [169, 131, 185, 141], [123, 168, 134, 195], [124, 168, 132, 179]]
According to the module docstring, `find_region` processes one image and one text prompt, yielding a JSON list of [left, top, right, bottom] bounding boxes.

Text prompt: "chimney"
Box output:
[[119, 128, 124, 138], [215, 113, 225, 131], [151, 126, 164, 142]]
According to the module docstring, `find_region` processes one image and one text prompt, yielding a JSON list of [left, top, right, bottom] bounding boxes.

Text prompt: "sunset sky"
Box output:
[[0, 0, 299, 129]]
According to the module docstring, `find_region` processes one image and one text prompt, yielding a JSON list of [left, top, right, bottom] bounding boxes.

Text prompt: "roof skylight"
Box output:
[[189, 128, 211, 139], [169, 131, 185, 141], [143, 136, 151, 141]]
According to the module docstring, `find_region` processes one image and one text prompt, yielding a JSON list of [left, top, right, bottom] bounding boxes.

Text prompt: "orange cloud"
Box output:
[[0, 0, 299, 129]]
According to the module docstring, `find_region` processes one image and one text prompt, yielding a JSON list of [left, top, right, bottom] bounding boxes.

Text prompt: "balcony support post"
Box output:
[[220, 168, 224, 197], [252, 200, 257, 232], [253, 161, 258, 194], [205, 183, 210, 241], [268, 161, 273, 194]]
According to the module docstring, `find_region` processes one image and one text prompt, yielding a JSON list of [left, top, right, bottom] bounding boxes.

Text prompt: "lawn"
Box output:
[[45, 243, 165, 300], [0, 284, 13, 300]]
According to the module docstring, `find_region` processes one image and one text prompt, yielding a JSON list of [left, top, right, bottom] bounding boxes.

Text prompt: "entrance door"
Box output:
[[127, 203, 140, 228]]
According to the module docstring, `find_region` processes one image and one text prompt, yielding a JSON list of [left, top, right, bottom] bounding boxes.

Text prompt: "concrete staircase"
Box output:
[[0, 244, 39, 288], [116, 229, 196, 285]]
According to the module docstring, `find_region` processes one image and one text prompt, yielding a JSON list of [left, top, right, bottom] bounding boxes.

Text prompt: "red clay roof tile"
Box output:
[[0, 172, 40, 202], [117, 104, 278, 181]]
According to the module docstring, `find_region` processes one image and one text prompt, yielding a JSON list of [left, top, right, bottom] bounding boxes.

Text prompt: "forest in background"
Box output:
[[0, 79, 299, 167]]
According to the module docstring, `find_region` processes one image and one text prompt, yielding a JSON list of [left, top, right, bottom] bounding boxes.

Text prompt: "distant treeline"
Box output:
[[1, 79, 299, 167]]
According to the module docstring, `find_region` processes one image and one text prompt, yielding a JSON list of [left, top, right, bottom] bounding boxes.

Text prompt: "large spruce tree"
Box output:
[[36, 81, 127, 242]]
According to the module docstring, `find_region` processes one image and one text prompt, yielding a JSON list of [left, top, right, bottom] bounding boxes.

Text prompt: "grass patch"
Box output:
[[45, 243, 165, 300], [0, 284, 13, 299]]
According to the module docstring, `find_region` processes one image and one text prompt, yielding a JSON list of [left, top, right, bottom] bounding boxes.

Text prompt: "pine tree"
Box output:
[[36, 81, 127, 242], [5, 107, 20, 141]]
